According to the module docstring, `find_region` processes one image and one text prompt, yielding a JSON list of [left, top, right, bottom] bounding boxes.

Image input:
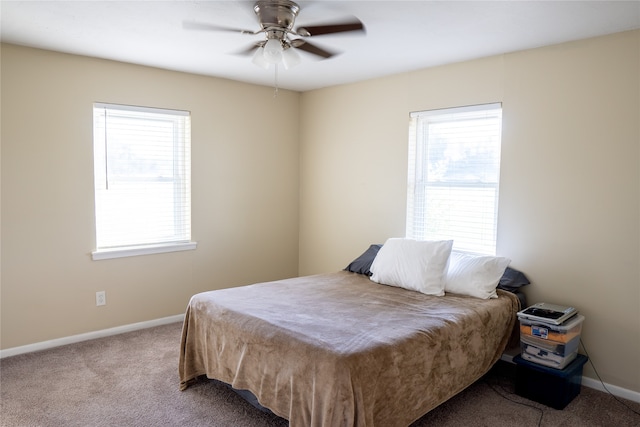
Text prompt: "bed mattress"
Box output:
[[179, 271, 519, 427]]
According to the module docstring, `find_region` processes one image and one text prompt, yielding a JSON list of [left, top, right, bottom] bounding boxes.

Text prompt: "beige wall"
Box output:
[[1, 44, 300, 348], [299, 31, 640, 393]]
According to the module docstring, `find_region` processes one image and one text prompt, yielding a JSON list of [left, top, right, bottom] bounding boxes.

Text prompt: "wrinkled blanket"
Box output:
[[179, 271, 519, 427]]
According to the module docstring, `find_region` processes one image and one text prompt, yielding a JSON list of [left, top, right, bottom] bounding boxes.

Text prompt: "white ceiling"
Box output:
[[2, 1, 639, 92]]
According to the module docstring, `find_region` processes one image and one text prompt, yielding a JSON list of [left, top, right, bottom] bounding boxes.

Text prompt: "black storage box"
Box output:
[[514, 353, 588, 409]]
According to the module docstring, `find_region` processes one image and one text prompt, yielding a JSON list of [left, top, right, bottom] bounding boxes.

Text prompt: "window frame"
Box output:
[[91, 102, 196, 260], [406, 103, 503, 255]]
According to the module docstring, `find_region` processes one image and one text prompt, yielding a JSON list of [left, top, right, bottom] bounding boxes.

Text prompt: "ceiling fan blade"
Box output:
[[234, 43, 263, 56], [182, 21, 258, 35], [295, 19, 365, 37], [291, 39, 336, 59]]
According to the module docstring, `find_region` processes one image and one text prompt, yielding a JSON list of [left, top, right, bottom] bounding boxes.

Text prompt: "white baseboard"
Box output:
[[582, 376, 640, 404], [0, 314, 184, 359]]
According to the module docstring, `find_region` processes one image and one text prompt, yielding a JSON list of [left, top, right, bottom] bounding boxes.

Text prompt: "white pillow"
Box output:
[[445, 252, 511, 299], [370, 238, 453, 296]]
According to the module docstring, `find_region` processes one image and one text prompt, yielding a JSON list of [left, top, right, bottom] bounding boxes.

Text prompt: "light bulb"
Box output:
[[263, 39, 283, 64]]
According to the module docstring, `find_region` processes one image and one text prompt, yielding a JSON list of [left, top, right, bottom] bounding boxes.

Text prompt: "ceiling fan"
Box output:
[[183, 0, 365, 70]]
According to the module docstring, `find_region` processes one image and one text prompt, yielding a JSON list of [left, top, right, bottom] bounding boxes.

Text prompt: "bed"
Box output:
[[179, 240, 526, 426]]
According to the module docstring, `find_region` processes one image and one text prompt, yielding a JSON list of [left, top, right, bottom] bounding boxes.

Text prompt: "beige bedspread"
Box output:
[[179, 271, 519, 427]]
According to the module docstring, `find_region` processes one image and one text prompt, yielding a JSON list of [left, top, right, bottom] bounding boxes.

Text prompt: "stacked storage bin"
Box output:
[[518, 313, 585, 369], [515, 305, 588, 409]]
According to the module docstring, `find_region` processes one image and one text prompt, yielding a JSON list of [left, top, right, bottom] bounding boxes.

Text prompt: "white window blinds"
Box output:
[[406, 103, 502, 255], [93, 103, 192, 253]]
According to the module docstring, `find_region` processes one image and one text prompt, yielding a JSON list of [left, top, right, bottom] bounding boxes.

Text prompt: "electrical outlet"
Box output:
[[96, 291, 106, 306]]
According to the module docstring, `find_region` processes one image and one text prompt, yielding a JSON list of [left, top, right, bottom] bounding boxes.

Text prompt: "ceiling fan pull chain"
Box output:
[[273, 63, 279, 98]]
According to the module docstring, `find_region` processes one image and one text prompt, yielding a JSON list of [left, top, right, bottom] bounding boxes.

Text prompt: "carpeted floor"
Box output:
[[1, 322, 638, 426]]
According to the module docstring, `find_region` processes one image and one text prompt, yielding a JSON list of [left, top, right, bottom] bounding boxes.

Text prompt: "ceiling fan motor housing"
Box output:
[[254, 0, 300, 36]]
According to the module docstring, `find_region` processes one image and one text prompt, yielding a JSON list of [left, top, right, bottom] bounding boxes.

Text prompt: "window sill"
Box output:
[[91, 241, 197, 261]]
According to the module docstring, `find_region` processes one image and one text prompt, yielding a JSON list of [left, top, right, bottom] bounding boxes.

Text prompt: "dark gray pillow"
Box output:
[[497, 267, 530, 292], [344, 244, 382, 276]]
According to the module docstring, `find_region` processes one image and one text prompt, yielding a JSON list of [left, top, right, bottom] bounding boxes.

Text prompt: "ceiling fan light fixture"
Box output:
[[281, 46, 301, 69], [252, 47, 270, 69], [263, 38, 283, 64]]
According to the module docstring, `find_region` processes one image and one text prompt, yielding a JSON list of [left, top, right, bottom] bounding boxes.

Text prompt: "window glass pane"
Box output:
[[93, 103, 191, 250], [407, 103, 502, 255], [105, 116, 176, 179], [426, 118, 501, 183]]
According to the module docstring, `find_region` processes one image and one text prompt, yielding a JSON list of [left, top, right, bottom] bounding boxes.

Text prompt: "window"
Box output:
[[92, 103, 195, 260], [406, 103, 502, 255]]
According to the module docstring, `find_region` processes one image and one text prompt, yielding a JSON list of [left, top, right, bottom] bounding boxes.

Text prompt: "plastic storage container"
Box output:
[[520, 335, 580, 369], [519, 314, 584, 344], [514, 353, 588, 409]]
